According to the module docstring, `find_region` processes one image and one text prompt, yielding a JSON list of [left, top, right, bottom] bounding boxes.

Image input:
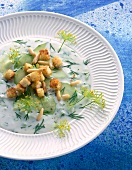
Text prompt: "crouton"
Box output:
[[41, 66, 52, 77], [15, 83, 25, 95], [19, 77, 31, 87], [36, 88, 44, 97], [28, 71, 42, 82], [3, 69, 15, 80], [24, 63, 33, 72], [31, 81, 42, 89], [52, 56, 62, 68], [40, 72, 45, 81], [50, 78, 62, 90], [6, 87, 17, 98], [39, 49, 50, 61]]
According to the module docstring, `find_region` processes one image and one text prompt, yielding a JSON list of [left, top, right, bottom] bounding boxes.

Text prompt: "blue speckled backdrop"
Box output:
[[0, 0, 132, 169]]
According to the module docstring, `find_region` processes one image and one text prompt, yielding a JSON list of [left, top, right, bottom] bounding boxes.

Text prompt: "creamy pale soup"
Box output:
[[0, 38, 92, 134]]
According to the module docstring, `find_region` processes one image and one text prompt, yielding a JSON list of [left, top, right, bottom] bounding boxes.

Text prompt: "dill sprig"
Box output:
[[50, 43, 55, 51], [68, 111, 84, 120], [24, 113, 29, 120], [60, 87, 65, 95], [14, 95, 41, 114], [56, 30, 76, 53], [80, 87, 105, 109], [14, 40, 27, 44], [8, 48, 20, 64], [15, 112, 21, 119], [83, 59, 90, 65], [68, 91, 78, 105], [54, 119, 70, 138], [63, 60, 79, 68], [69, 70, 79, 75], [34, 119, 45, 134]]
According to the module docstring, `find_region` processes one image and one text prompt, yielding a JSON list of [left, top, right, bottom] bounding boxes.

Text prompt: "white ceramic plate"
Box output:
[[0, 12, 124, 160]]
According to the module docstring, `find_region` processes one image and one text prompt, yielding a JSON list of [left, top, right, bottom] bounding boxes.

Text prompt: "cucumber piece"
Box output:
[[52, 69, 67, 78], [61, 83, 75, 96], [34, 43, 47, 55], [14, 53, 33, 69], [45, 78, 51, 88], [40, 96, 56, 114], [0, 60, 13, 73], [14, 67, 26, 84]]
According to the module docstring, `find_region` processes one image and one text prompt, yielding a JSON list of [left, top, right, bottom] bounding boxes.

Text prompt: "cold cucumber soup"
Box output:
[[0, 31, 105, 136]]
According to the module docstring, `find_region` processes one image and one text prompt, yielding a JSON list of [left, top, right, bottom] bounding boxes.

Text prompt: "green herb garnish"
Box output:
[[34, 119, 45, 134], [14, 40, 27, 44], [69, 70, 79, 75], [50, 43, 55, 51], [14, 95, 41, 114], [21, 124, 26, 129], [15, 112, 21, 119], [63, 60, 79, 68], [60, 87, 65, 95], [8, 48, 20, 64], [24, 113, 29, 120], [54, 119, 70, 138], [68, 111, 84, 120], [83, 59, 90, 65], [56, 30, 76, 53], [68, 91, 78, 105], [80, 87, 105, 109]]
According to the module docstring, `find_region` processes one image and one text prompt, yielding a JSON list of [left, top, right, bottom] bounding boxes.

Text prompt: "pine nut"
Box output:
[[42, 82, 47, 93], [49, 62, 54, 70], [28, 47, 36, 57], [32, 54, 40, 64], [38, 61, 49, 65], [56, 90, 61, 101], [36, 108, 44, 121], [70, 80, 81, 86], [27, 68, 40, 73], [62, 94, 70, 101]]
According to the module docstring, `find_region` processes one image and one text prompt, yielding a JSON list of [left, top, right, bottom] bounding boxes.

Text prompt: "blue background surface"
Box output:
[[0, 0, 132, 169]]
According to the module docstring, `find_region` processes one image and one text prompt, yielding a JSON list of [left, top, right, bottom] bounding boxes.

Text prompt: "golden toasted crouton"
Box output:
[[50, 78, 62, 90], [41, 66, 52, 77], [28, 71, 42, 82], [39, 49, 50, 61], [31, 81, 42, 89], [19, 77, 31, 87], [52, 56, 62, 68], [40, 72, 45, 81], [36, 88, 44, 97], [24, 63, 33, 72], [3, 69, 15, 80], [6, 87, 17, 98], [15, 83, 25, 95]]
